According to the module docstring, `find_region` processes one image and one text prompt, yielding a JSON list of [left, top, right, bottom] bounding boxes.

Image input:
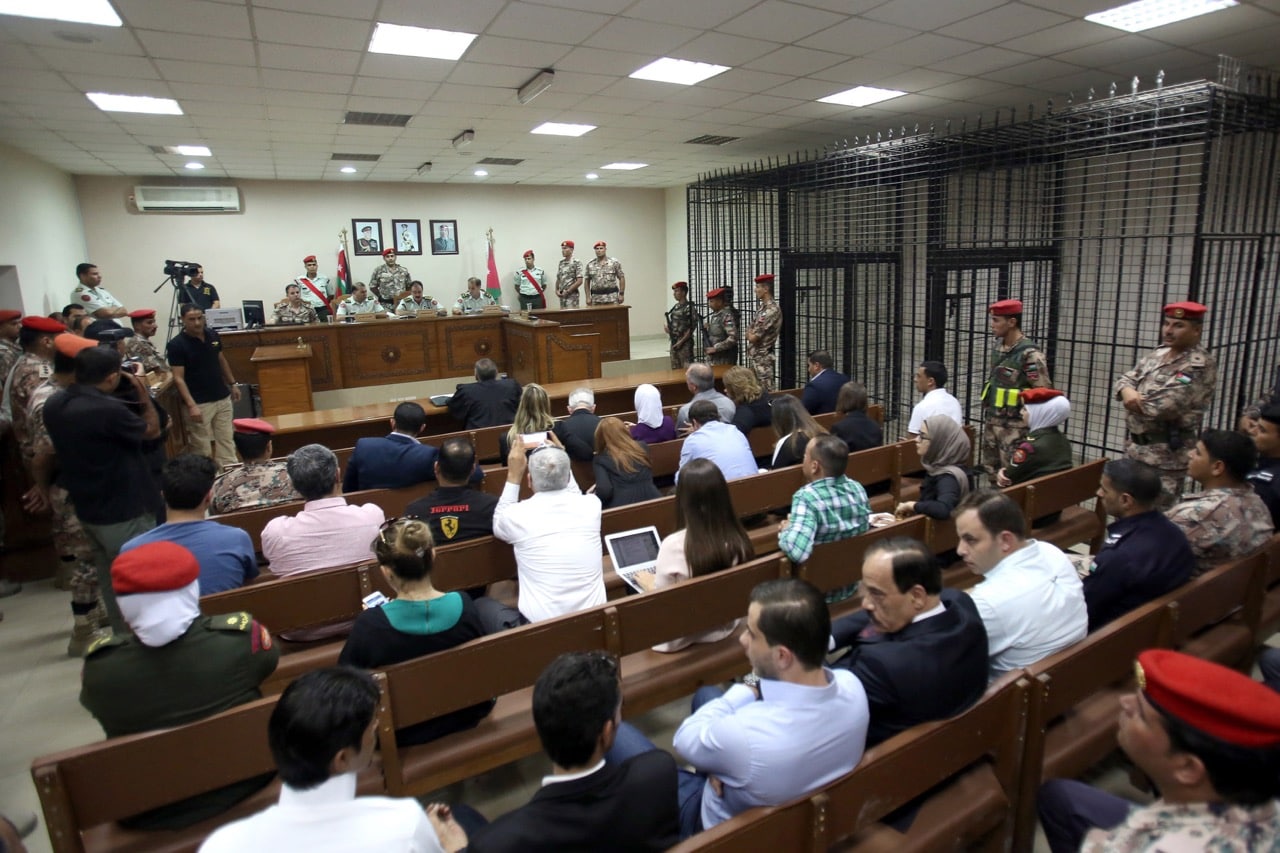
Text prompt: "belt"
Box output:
[[1130, 431, 1194, 446], [591, 286, 618, 294]]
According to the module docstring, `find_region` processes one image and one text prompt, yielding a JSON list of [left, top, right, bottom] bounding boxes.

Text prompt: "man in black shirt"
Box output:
[[43, 346, 161, 634], [407, 438, 497, 546], [1248, 403, 1280, 528], [447, 358, 520, 429], [182, 265, 220, 310], [166, 303, 240, 471]]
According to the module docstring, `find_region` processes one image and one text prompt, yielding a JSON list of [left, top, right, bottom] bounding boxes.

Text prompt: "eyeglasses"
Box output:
[[378, 515, 423, 543]]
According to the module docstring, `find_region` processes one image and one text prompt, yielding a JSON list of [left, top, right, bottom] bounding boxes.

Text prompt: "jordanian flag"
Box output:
[[336, 243, 353, 295], [485, 234, 502, 302]]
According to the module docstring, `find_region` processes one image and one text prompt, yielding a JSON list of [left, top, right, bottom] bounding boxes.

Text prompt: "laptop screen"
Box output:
[[607, 528, 661, 571]]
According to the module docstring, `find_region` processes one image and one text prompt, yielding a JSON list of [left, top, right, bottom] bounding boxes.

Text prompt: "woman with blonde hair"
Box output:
[[769, 394, 829, 468], [723, 365, 771, 436], [339, 517, 493, 743], [629, 383, 675, 444], [592, 417, 661, 509], [499, 382, 555, 458]]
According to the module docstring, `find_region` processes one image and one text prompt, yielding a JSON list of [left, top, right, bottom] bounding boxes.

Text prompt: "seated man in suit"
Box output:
[[552, 387, 600, 463], [455, 651, 680, 852], [344, 401, 444, 492], [801, 350, 851, 415], [831, 536, 988, 746], [447, 357, 521, 429]]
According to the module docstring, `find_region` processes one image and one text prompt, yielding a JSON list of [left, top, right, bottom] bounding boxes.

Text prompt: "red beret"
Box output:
[[303, 255, 317, 264], [707, 287, 727, 299], [989, 299, 1023, 316], [593, 241, 606, 249], [523, 250, 534, 258], [754, 274, 775, 284], [22, 316, 66, 334], [111, 542, 200, 595], [1137, 649, 1280, 748], [382, 248, 395, 257], [1163, 301, 1207, 321], [561, 240, 574, 249], [54, 333, 97, 358], [1020, 388, 1064, 405], [0, 310, 20, 323], [128, 308, 156, 320], [233, 418, 275, 436], [671, 281, 688, 290]]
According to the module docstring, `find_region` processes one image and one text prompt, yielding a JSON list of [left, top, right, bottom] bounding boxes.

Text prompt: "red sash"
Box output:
[[520, 269, 544, 296], [296, 277, 329, 308]]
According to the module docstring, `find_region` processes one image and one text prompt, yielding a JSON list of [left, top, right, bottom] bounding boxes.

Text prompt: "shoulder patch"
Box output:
[[1011, 444, 1032, 465], [210, 611, 253, 632], [85, 633, 127, 656]]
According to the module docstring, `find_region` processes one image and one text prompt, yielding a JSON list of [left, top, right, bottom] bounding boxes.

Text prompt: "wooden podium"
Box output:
[[251, 344, 314, 416], [501, 317, 601, 386]]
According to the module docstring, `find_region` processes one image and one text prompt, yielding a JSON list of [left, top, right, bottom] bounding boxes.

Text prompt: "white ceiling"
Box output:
[[0, 0, 1277, 188]]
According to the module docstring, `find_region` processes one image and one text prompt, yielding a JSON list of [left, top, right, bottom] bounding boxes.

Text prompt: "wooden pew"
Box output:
[[1252, 533, 1280, 641], [794, 517, 929, 617], [1170, 550, 1267, 671]]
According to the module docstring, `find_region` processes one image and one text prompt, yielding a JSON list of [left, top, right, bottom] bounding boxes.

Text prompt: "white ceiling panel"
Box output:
[[796, 17, 917, 56], [744, 46, 847, 77], [251, 9, 372, 51], [623, 0, 760, 30], [115, 0, 252, 38], [486, 3, 611, 44], [258, 43, 363, 75], [717, 1, 846, 44], [133, 30, 256, 64], [377, 0, 506, 32]]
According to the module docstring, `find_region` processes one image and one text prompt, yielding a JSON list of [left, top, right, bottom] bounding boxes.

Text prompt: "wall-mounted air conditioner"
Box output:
[[132, 185, 241, 213]]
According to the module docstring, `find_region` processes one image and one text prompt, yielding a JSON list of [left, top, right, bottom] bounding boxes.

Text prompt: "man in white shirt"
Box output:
[[956, 489, 1087, 680], [907, 360, 964, 437], [489, 441, 604, 626], [200, 667, 463, 853]]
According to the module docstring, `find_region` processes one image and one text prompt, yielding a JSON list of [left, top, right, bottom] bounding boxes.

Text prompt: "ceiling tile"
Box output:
[[556, 46, 653, 76], [863, 0, 1006, 30], [463, 35, 572, 68], [744, 46, 847, 77], [258, 44, 363, 75], [260, 68, 354, 95], [251, 8, 372, 51], [1003, 20, 1120, 57], [155, 60, 261, 87], [445, 62, 537, 88], [376, 0, 506, 32], [623, 0, 760, 30], [356, 55, 457, 82], [133, 30, 256, 65], [939, 4, 1073, 44], [116, 0, 253, 37], [718, 1, 847, 44], [931, 46, 1037, 76], [796, 16, 916, 55], [584, 17, 700, 53], [252, 0, 379, 20], [486, 3, 612, 44]]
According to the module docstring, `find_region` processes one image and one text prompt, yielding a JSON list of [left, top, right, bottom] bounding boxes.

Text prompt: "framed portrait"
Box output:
[[391, 219, 422, 255], [352, 219, 383, 256], [429, 219, 459, 255]]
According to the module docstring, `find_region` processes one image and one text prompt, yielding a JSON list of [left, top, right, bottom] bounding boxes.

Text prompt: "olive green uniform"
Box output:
[[1004, 427, 1073, 485]]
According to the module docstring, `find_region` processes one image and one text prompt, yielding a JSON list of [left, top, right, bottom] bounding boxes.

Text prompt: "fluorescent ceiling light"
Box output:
[[1085, 0, 1236, 32], [184, 162, 204, 170], [585, 173, 599, 180], [171, 145, 210, 156], [531, 122, 596, 137], [474, 169, 488, 177], [629, 57, 730, 86], [601, 162, 647, 170], [369, 22, 476, 60], [87, 92, 183, 114], [340, 166, 357, 174], [0, 0, 121, 26], [818, 85, 907, 107], [518, 69, 554, 105]]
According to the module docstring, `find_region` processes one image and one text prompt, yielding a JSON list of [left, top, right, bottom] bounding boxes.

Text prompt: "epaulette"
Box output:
[[85, 632, 127, 657], [209, 611, 253, 632]]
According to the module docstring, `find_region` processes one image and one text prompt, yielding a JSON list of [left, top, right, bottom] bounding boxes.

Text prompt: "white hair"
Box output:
[[528, 447, 572, 492], [568, 388, 595, 410]]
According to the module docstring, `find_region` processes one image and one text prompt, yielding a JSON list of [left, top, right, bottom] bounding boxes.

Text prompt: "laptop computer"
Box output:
[[603, 526, 663, 594]]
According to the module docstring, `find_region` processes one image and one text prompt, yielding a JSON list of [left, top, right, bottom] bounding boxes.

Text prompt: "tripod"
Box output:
[[153, 274, 201, 346]]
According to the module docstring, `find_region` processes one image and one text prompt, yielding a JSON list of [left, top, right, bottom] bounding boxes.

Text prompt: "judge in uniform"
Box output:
[[272, 283, 319, 325], [455, 277, 499, 314]]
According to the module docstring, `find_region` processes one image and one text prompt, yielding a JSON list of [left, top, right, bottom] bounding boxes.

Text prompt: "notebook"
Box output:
[[604, 526, 663, 594]]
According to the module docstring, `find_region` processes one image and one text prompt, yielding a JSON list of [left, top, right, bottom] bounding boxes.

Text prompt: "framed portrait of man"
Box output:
[[392, 219, 422, 255], [429, 219, 459, 255], [352, 219, 382, 255]]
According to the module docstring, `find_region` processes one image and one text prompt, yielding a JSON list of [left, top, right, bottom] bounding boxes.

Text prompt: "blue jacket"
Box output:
[[1083, 510, 1194, 631], [343, 433, 438, 492], [802, 369, 850, 415]]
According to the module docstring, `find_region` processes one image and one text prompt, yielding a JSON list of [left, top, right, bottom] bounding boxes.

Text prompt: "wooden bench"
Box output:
[[1252, 533, 1280, 641]]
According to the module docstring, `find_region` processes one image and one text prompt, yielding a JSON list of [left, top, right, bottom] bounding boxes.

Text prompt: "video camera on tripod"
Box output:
[[164, 260, 201, 282]]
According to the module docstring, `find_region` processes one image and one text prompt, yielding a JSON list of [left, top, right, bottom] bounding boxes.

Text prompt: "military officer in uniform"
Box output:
[[455, 277, 499, 315], [980, 298, 1051, 479], [71, 262, 127, 322], [395, 281, 440, 315], [1114, 301, 1217, 503], [514, 250, 547, 310], [584, 240, 625, 305], [368, 248, 412, 307], [209, 419, 301, 515], [703, 287, 738, 366], [125, 308, 170, 375], [663, 281, 697, 369], [271, 284, 319, 325], [745, 273, 783, 392], [996, 387, 1073, 487], [555, 240, 583, 308], [335, 282, 387, 318], [294, 255, 333, 321], [0, 309, 21, 378], [1248, 402, 1280, 527]]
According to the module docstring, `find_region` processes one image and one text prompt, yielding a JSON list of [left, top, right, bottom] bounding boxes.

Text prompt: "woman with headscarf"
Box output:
[[896, 415, 972, 520], [997, 387, 1074, 487], [628, 383, 675, 444]]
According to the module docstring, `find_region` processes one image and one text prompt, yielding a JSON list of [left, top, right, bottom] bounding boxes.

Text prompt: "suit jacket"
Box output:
[[448, 377, 522, 429], [802, 369, 851, 415], [831, 411, 883, 453], [832, 588, 989, 746], [343, 433, 437, 492], [553, 409, 601, 462], [467, 752, 681, 853]]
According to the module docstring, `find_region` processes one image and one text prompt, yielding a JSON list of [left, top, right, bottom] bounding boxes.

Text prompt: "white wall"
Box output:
[[73, 177, 670, 336], [664, 185, 689, 299], [0, 143, 88, 314]]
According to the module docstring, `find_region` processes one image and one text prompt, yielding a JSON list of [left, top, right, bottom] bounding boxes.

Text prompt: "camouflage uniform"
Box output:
[[704, 307, 739, 366], [556, 257, 583, 308], [456, 292, 498, 314], [747, 300, 783, 392], [1113, 343, 1217, 502], [1165, 486, 1273, 575], [584, 256, 624, 305], [209, 460, 300, 515], [1082, 798, 1280, 852], [664, 301, 697, 369], [980, 337, 1050, 475], [272, 302, 319, 325], [125, 335, 169, 374], [7, 352, 53, 455], [0, 338, 20, 382], [368, 264, 412, 306]]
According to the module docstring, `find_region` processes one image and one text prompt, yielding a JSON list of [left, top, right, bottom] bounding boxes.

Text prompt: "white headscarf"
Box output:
[[634, 383, 664, 428], [118, 581, 201, 647], [1027, 395, 1071, 432]]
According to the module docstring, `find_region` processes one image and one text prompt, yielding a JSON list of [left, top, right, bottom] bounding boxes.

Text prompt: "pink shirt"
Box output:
[[261, 496, 385, 577], [651, 529, 741, 653]]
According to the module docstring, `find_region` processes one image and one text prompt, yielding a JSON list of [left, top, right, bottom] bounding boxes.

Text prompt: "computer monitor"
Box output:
[[242, 300, 266, 327]]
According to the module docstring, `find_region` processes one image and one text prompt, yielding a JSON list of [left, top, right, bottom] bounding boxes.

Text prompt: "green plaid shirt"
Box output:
[[778, 475, 870, 564]]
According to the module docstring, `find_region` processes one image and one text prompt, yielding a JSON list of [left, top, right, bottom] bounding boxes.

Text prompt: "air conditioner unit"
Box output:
[[132, 185, 241, 213]]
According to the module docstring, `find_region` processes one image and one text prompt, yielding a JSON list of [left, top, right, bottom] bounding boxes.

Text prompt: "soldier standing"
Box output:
[[584, 240, 625, 305], [555, 240, 583, 308], [294, 255, 333, 320], [367, 248, 412, 307], [745, 273, 782, 392], [663, 281, 697, 369], [513, 250, 547, 311], [209, 419, 301, 515], [1114, 301, 1218, 503], [0, 309, 22, 379], [703, 287, 738, 366], [125, 308, 171, 376], [980, 298, 1051, 478]]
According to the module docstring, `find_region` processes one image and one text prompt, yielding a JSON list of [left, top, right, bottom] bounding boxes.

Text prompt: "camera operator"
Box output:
[[186, 265, 220, 310]]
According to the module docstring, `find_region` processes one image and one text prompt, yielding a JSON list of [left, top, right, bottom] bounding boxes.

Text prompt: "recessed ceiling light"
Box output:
[[340, 166, 357, 174], [531, 122, 596, 137], [1085, 0, 1236, 32], [369, 22, 477, 60], [818, 85, 907, 107], [601, 162, 648, 171], [585, 173, 599, 180], [474, 169, 488, 177], [184, 162, 204, 170], [0, 0, 121, 26], [629, 57, 730, 86], [87, 92, 183, 115], [171, 145, 210, 156]]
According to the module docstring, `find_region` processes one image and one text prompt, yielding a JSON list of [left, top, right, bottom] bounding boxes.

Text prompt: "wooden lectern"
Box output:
[[251, 343, 314, 416], [502, 317, 601, 386]]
